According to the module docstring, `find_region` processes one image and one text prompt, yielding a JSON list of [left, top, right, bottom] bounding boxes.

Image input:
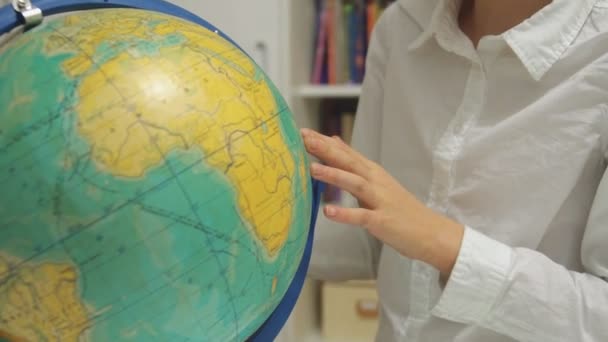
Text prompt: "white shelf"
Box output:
[[295, 84, 362, 98]]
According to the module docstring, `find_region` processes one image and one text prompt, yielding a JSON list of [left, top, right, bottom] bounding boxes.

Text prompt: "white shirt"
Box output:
[[309, 0, 608, 341]]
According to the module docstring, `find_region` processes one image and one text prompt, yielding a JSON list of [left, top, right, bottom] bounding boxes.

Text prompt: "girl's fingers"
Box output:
[[323, 205, 379, 230], [310, 163, 374, 204], [301, 129, 370, 177]]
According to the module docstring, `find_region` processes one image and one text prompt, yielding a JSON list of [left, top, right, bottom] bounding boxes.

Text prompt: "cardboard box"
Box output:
[[322, 281, 379, 342]]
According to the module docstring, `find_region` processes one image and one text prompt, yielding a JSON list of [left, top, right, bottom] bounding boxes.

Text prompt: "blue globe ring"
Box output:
[[0, 1, 324, 341]]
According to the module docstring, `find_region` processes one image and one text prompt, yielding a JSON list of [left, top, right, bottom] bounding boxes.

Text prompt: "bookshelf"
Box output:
[[295, 84, 362, 98], [281, 1, 391, 341]]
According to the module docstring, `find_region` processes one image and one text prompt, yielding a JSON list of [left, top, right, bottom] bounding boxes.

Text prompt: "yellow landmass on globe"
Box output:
[[0, 254, 89, 341], [46, 10, 299, 256]]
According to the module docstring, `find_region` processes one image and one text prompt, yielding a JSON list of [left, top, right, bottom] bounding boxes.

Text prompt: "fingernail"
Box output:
[[301, 128, 311, 137], [325, 206, 337, 217]]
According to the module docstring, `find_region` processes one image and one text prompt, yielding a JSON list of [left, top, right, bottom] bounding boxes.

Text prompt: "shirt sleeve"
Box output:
[[308, 5, 396, 282], [431, 166, 608, 341]]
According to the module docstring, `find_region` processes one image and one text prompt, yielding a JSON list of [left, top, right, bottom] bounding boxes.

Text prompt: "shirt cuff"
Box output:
[[431, 226, 514, 324]]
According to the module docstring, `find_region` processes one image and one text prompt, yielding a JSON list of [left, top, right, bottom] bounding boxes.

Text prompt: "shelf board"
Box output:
[[295, 84, 362, 98]]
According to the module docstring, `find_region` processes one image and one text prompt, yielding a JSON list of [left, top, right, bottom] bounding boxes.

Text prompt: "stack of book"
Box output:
[[311, 0, 395, 85]]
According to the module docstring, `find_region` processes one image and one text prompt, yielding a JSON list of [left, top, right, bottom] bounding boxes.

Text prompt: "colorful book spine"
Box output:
[[327, 0, 337, 84], [366, 0, 378, 44], [312, 0, 330, 84], [311, 0, 395, 84], [353, 0, 367, 83]]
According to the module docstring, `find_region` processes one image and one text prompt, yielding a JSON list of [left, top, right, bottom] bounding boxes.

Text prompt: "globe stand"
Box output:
[[0, 1, 324, 341], [10, 0, 42, 28]]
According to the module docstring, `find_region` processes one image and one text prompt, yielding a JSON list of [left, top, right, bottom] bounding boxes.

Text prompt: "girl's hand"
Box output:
[[301, 128, 464, 278]]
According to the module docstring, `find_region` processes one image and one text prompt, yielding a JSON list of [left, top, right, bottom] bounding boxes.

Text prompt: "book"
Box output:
[[327, 0, 337, 84], [334, 0, 349, 84], [366, 0, 378, 44], [312, 0, 330, 84], [311, 0, 395, 84], [353, 0, 367, 83]]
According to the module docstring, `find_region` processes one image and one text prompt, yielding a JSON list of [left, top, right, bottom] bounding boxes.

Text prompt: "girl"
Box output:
[[306, 0, 608, 341]]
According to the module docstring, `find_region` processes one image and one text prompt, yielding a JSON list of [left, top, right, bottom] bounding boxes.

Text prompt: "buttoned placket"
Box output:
[[403, 27, 504, 340]]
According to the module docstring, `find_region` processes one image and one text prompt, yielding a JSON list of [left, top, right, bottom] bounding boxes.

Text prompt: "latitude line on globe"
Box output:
[[0, 11, 311, 341], [0, 178, 309, 338], [47, 22, 244, 338], [0, 105, 291, 188], [0, 18, 267, 170]]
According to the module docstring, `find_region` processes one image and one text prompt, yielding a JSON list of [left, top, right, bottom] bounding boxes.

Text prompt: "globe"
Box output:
[[0, 7, 312, 342]]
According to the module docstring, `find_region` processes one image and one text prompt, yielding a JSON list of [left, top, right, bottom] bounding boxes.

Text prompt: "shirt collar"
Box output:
[[400, 0, 599, 81]]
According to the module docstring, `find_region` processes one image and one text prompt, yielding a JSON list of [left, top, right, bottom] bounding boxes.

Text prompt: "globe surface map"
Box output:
[[0, 8, 311, 341]]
